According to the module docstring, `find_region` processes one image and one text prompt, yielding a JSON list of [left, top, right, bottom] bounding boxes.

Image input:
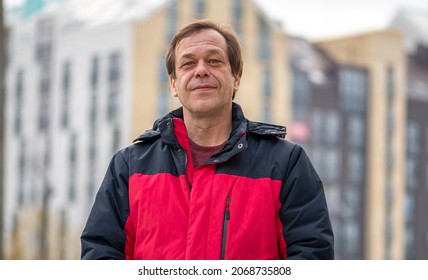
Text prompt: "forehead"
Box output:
[[175, 29, 228, 57]]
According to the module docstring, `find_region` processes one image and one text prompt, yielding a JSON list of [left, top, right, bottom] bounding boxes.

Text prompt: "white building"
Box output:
[[4, 1, 139, 259]]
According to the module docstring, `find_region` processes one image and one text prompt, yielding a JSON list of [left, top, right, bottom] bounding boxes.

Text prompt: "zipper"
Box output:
[[220, 196, 231, 260]]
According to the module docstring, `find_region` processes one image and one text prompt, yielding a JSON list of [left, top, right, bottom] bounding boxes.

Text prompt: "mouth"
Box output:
[[191, 84, 216, 91]]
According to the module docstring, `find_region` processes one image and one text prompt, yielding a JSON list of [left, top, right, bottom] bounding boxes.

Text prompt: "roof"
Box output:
[[389, 7, 428, 53], [288, 36, 337, 85]]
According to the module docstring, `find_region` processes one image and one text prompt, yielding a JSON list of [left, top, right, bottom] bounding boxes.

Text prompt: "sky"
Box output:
[[252, 0, 428, 40], [4, 0, 428, 40]]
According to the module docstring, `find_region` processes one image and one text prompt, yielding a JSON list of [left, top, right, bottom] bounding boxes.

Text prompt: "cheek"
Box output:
[[177, 75, 191, 90]]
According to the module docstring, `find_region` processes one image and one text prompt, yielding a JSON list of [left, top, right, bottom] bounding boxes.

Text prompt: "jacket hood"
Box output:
[[133, 103, 287, 143]]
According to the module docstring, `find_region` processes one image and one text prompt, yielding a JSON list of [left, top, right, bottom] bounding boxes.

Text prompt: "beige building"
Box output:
[[317, 30, 407, 259]]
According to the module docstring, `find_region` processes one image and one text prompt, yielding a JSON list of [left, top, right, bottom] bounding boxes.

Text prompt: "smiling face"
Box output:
[[169, 29, 240, 120]]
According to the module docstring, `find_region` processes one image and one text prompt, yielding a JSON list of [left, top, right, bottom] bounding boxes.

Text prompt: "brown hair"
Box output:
[[166, 19, 243, 81]]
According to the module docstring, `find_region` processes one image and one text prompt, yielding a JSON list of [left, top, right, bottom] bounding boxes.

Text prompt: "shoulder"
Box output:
[[246, 120, 287, 139]]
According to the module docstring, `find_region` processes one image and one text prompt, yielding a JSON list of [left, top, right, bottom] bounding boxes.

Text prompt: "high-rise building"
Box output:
[[390, 7, 428, 260], [289, 36, 369, 259], [405, 44, 428, 259], [317, 30, 407, 259]]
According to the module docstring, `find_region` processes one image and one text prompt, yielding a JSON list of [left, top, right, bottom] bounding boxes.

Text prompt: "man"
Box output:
[[81, 19, 334, 260]]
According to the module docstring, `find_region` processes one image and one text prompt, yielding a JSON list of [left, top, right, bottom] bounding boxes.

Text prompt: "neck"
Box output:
[[183, 110, 233, 147]]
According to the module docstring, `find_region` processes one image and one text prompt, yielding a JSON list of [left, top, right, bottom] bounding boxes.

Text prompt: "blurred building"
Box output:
[[390, 8, 428, 260], [2, 0, 289, 259], [287, 5, 428, 261], [288, 37, 369, 259], [404, 44, 428, 260], [288, 29, 407, 259], [317, 31, 407, 260]]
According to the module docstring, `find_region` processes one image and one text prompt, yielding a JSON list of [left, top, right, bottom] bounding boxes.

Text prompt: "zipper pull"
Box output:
[[225, 196, 231, 220]]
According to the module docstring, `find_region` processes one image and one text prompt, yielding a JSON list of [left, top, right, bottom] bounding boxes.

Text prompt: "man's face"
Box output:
[[170, 29, 240, 119]]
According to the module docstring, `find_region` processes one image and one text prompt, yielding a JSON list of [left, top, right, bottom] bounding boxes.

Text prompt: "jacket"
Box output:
[[81, 103, 334, 260]]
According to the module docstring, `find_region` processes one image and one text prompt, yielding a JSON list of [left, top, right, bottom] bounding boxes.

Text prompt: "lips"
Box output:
[[191, 84, 217, 91]]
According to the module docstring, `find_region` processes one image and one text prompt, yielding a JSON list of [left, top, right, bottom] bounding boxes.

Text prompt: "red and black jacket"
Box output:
[[81, 103, 334, 260]]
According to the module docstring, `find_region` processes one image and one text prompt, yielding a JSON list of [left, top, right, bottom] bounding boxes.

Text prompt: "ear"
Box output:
[[169, 75, 178, 97], [233, 75, 241, 93]]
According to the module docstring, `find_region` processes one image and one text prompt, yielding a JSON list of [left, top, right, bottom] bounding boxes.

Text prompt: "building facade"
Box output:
[[406, 47, 428, 258], [4, 11, 134, 259], [289, 36, 368, 259], [317, 30, 407, 259], [390, 8, 428, 260]]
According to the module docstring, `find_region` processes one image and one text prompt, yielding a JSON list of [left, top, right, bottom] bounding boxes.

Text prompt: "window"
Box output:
[[406, 158, 418, 190], [34, 18, 53, 61], [17, 140, 26, 207], [348, 115, 365, 148], [262, 68, 272, 98], [386, 66, 395, 102], [108, 53, 121, 84], [405, 227, 414, 259], [311, 147, 323, 176], [158, 56, 169, 117], [407, 121, 420, 155], [261, 68, 272, 123], [194, 0, 205, 19], [90, 56, 99, 90], [88, 141, 97, 200], [343, 219, 359, 256], [339, 67, 367, 112], [344, 185, 360, 219], [89, 95, 97, 127], [61, 61, 71, 128], [311, 110, 323, 143], [257, 16, 271, 60], [112, 126, 121, 154], [291, 68, 310, 107], [385, 211, 394, 259], [68, 133, 77, 202], [38, 64, 51, 131], [167, 1, 178, 43], [107, 52, 121, 121], [404, 192, 415, 222], [325, 110, 341, 145], [348, 152, 364, 184], [232, 0, 243, 36], [325, 148, 340, 183], [14, 69, 24, 135]]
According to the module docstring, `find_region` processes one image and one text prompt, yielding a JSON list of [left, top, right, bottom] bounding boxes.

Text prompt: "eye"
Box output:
[[209, 59, 221, 64], [180, 61, 194, 68]]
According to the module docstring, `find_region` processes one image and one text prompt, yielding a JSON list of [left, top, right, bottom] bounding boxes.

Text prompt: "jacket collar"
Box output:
[[132, 103, 287, 144]]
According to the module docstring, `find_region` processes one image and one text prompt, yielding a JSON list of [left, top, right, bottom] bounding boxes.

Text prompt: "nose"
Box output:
[[194, 60, 209, 78]]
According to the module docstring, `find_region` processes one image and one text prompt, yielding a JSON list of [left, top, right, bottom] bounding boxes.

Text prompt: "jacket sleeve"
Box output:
[[279, 144, 334, 259], [80, 150, 130, 259]]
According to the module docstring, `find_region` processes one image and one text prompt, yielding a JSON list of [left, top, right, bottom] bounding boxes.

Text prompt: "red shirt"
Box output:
[[188, 138, 224, 167]]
